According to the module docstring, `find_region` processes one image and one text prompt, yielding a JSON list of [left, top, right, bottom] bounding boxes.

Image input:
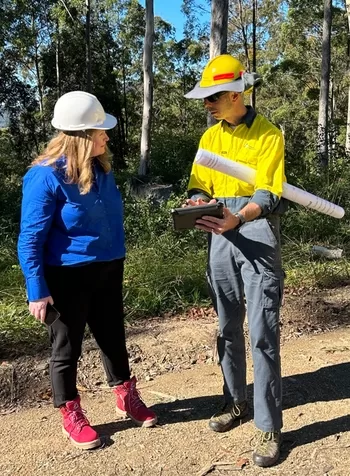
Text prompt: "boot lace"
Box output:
[[259, 431, 273, 443], [68, 406, 89, 432], [232, 402, 245, 417], [129, 385, 146, 411], [253, 430, 278, 454]]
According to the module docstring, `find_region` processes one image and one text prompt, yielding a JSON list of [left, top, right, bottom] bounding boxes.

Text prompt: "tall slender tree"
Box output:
[[139, 0, 154, 176], [210, 0, 229, 58], [346, 0, 350, 152], [55, 18, 61, 99], [86, 0, 92, 92], [251, 0, 257, 108], [208, 0, 229, 126], [317, 0, 332, 167]]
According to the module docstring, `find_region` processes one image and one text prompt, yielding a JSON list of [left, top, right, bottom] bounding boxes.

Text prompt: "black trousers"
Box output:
[[44, 258, 131, 407]]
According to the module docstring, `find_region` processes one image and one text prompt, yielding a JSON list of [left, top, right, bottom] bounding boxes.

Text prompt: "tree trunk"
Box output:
[[55, 20, 61, 99], [210, 0, 229, 58], [85, 0, 92, 93], [122, 54, 128, 140], [32, 13, 46, 141], [329, 77, 335, 171], [139, 0, 154, 176], [346, 85, 350, 153], [251, 0, 257, 109], [208, 0, 229, 127], [317, 0, 332, 168], [34, 47, 44, 116], [345, 0, 350, 152], [238, 0, 250, 70]]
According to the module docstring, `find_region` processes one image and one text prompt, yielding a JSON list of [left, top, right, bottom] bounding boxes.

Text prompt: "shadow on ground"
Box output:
[[93, 419, 135, 447], [94, 363, 350, 452]]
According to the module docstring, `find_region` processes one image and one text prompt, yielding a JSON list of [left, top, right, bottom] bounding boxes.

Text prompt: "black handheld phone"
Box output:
[[171, 202, 224, 230], [45, 303, 61, 326]]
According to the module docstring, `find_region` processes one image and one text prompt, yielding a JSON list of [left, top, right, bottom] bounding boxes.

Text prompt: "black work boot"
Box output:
[[208, 401, 248, 432], [252, 430, 281, 467]]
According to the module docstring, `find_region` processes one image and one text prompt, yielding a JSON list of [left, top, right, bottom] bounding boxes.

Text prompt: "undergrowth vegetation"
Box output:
[[1, 187, 350, 358], [1, 123, 350, 357]]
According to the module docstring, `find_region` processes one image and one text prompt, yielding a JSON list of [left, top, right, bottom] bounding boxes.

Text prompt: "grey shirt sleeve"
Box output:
[[249, 190, 281, 215]]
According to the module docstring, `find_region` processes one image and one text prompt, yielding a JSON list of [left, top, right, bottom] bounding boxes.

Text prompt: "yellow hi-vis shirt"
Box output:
[[188, 114, 286, 199]]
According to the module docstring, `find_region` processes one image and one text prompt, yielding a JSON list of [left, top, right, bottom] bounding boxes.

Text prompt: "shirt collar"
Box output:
[[56, 155, 67, 168], [241, 106, 257, 128], [223, 106, 257, 129]]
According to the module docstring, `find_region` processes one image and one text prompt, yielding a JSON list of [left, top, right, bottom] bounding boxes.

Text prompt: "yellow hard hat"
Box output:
[[185, 55, 245, 99]]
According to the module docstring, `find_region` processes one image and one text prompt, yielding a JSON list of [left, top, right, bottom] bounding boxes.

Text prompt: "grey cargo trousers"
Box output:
[[207, 208, 284, 432]]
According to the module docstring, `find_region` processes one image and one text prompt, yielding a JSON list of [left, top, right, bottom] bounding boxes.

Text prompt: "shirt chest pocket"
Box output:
[[234, 144, 259, 167]]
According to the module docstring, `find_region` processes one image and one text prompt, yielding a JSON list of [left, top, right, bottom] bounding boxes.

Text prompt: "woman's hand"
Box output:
[[196, 206, 240, 234], [28, 296, 54, 324]]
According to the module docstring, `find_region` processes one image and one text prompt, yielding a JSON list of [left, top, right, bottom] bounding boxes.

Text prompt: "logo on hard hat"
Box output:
[[93, 107, 105, 126]]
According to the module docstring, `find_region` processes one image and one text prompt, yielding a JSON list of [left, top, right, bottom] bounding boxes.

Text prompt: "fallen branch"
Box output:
[[145, 390, 177, 401], [197, 461, 247, 476]]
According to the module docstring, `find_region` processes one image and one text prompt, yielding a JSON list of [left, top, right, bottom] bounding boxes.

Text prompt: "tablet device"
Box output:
[[171, 202, 224, 230]]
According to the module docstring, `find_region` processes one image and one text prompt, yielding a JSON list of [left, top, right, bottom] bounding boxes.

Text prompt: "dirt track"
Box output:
[[1, 325, 349, 476]]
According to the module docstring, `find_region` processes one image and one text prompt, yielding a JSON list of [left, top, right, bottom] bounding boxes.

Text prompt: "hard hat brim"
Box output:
[[184, 79, 244, 99], [93, 113, 117, 130], [51, 112, 117, 131]]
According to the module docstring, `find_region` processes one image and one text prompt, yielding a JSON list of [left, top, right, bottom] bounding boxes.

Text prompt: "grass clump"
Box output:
[[124, 232, 209, 319]]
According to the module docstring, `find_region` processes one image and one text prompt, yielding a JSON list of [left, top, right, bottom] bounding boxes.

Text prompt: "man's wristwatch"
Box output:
[[234, 212, 246, 225]]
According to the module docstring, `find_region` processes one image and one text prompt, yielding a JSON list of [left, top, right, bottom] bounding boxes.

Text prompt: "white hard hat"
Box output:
[[51, 91, 117, 131]]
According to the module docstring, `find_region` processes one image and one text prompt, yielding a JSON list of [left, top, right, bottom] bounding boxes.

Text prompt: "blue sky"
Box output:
[[138, 0, 210, 39]]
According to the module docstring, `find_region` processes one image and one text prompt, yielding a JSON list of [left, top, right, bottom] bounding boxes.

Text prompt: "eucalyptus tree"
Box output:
[[251, 0, 257, 107], [317, 0, 332, 168], [210, 0, 229, 58], [208, 0, 229, 126], [0, 0, 57, 152], [258, 0, 348, 182], [139, 0, 154, 176], [86, 0, 92, 92], [346, 0, 350, 152]]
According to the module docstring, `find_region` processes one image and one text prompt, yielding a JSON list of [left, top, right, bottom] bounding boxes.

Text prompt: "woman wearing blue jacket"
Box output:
[[17, 91, 157, 450]]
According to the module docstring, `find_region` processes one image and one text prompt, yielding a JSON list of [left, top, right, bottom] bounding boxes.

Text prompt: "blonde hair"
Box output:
[[32, 130, 112, 194]]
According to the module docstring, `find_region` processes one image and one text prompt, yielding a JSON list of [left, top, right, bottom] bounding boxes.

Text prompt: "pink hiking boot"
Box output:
[[114, 376, 158, 428], [60, 396, 101, 450]]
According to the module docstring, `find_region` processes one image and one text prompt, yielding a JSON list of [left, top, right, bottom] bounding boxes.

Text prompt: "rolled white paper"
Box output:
[[195, 149, 345, 219]]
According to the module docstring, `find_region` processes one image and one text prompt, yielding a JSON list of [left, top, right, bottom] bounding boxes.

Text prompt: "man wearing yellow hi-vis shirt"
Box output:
[[184, 54, 287, 468]]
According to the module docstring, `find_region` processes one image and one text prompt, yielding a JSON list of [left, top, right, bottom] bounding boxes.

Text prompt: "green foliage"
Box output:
[[2, 0, 350, 356], [282, 241, 350, 289], [123, 192, 206, 245], [0, 260, 47, 358], [123, 196, 176, 245], [0, 131, 24, 229], [124, 231, 209, 318], [280, 150, 350, 245], [0, 195, 210, 356], [2, 187, 350, 357], [149, 132, 199, 186], [282, 206, 350, 244]]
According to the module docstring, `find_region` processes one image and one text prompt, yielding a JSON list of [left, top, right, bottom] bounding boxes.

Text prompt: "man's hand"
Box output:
[[196, 207, 240, 234], [29, 296, 54, 323], [195, 202, 263, 234], [184, 198, 217, 207]]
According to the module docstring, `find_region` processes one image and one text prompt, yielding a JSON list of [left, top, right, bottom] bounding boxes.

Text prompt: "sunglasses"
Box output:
[[204, 91, 228, 103]]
